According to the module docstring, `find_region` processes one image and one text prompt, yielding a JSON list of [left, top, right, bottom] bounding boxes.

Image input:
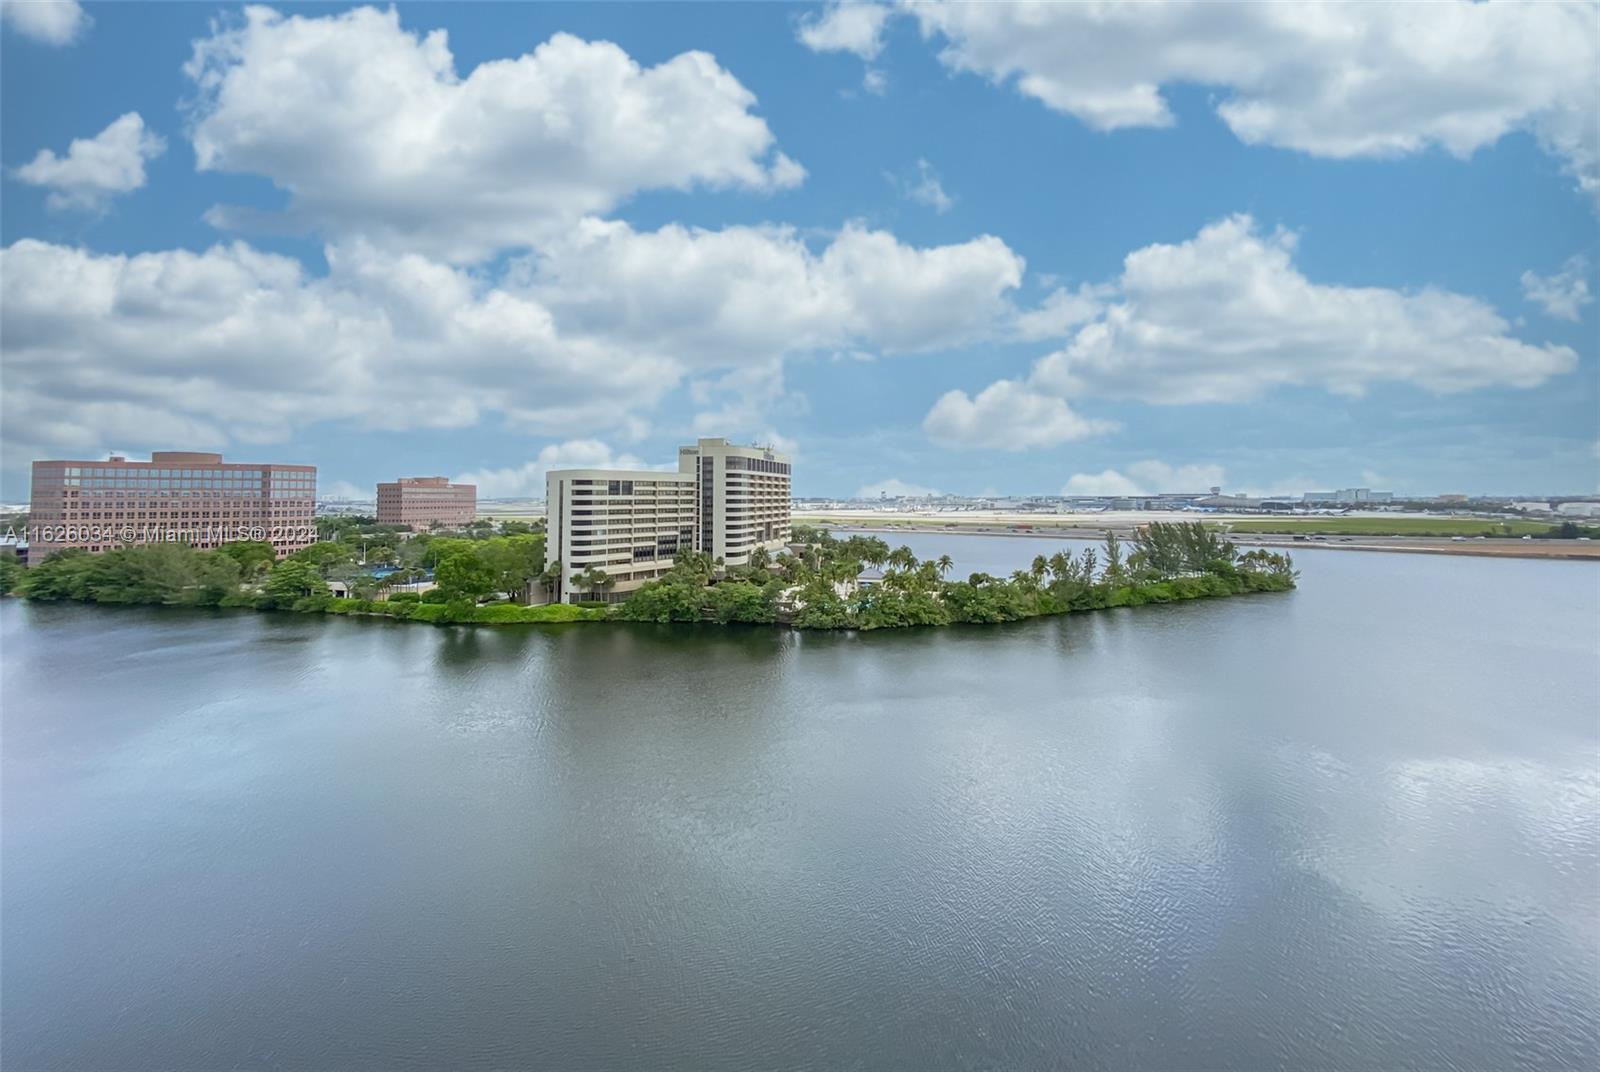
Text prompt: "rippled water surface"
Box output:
[[3, 538, 1597, 1070]]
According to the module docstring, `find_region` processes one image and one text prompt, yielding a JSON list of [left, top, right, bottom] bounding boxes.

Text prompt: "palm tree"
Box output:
[[936, 554, 954, 577], [749, 545, 771, 571], [1048, 551, 1073, 585], [568, 566, 613, 599]]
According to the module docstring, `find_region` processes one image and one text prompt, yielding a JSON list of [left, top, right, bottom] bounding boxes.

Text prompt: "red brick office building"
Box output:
[[375, 476, 476, 531]]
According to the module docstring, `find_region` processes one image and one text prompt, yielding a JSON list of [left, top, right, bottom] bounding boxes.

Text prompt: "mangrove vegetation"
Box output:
[[5, 520, 1296, 630], [612, 522, 1295, 629]]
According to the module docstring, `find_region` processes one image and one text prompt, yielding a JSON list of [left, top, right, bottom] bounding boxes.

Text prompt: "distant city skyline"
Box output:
[[2, 2, 1596, 502]]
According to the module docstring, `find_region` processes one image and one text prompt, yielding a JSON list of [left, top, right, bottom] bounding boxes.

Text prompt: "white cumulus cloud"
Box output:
[[525, 216, 1024, 358], [1061, 460, 1225, 497], [842, 1, 1599, 201], [455, 440, 667, 499], [184, 6, 805, 260], [1029, 215, 1577, 403], [2, 0, 90, 45], [1012, 284, 1108, 341], [928, 214, 1575, 450], [856, 477, 942, 498], [0, 215, 1025, 467], [1521, 255, 1593, 321], [320, 480, 373, 501], [1060, 469, 1144, 497], [891, 158, 953, 213], [923, 380, 1118, 450], [12, 112, 165, 211], [797, 2, 890, 60]]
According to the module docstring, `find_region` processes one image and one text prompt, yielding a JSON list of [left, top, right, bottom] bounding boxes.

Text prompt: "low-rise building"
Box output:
[[376, 476, 476, 530], [1304, 488, 1394, 505], [28, 451, 316, 559]]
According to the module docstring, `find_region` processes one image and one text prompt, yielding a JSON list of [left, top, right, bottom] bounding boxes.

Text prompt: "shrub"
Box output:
[[473, 602, 604, 624]]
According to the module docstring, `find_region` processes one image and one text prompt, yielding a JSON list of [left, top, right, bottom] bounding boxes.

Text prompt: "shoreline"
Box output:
[[7, 577, 1291, 630], [807, 520, 1600, 561], [9, 521, 1298, 630]]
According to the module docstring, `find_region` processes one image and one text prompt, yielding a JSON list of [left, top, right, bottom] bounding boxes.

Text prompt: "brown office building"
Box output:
[[376, 476, 476, 530], [28, 451, 317, 559]]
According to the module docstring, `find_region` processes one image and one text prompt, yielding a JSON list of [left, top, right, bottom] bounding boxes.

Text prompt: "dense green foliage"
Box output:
[[611, 549, 785, 624], [614, 522, 1295, 630], [12, 517, 565, 624], [0, 554, 24, 595], [11, 517, 1293, 632], [1535, 521, 1600, 540], [15, 545, 246, 607]]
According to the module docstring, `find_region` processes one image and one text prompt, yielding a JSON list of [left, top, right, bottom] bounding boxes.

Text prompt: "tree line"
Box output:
[[614, 521, 1296, 629], [4, 518, 1296, 632], [3, 516, 562, 624]]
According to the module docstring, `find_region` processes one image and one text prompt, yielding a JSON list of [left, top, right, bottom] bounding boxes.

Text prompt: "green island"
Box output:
[[3, 519, 1295, 630]]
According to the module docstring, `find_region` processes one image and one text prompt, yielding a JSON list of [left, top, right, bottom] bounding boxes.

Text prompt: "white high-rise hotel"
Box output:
[[545, 438, 792, 603]]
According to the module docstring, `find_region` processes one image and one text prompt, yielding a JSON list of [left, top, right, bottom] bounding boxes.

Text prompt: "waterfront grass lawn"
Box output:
[[1224, 517, 1562, 537]]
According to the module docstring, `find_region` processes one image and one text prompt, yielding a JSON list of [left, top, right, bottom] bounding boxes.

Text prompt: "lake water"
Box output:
[[3, 535, 1597, 1070]]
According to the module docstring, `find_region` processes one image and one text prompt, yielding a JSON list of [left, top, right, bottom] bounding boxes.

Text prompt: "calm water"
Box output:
[[3, 536, 1597, 1071]]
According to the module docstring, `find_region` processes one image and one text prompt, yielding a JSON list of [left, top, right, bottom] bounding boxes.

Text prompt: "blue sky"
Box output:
[[2, 1, 1596, 501]]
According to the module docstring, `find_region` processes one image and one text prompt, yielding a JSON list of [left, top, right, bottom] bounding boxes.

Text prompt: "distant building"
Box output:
[[545, 438, 791, 603], [1510, 501, 1553, 513], [376, 476, 476, 530], [28, 451, 316, 559], [1303, 488, 1394, 505], [1556, 502, 1600, 518], [1196, 494, 1261, 510]]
